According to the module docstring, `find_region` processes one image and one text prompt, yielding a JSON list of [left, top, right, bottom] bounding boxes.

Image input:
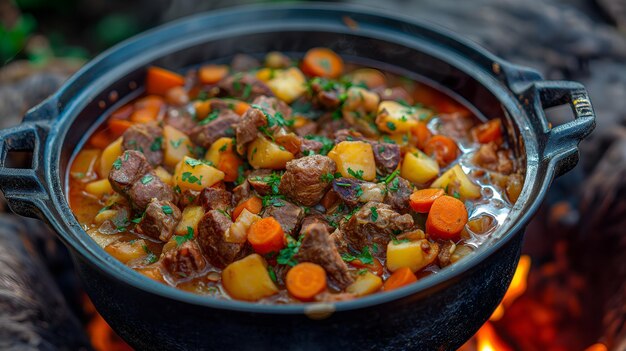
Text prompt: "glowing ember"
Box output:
[[476, 322, 512, 351]]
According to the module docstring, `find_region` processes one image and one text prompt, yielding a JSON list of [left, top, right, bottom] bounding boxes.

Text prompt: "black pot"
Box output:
[[0, 4, 595, 350]]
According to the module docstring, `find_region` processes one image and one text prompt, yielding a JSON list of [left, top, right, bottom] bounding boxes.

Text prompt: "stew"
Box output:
[[68, 49, 524, 303]]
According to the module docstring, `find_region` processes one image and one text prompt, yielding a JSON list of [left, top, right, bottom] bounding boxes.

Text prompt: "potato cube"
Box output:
[[163, 125, 192, 167], [327, 141, 376, 181], [154, 166, 173, 185], [104, 239, 148, 264], [265, 67, 306, 103], [84, 179, 114, 196], [386, 239, 439, 273], [222, 254, 279, 301], [205, 137, 235, 165], [174, 205, 205, 235], [99, 137, 123, 178], [173, 156, 225, 192], [376, 101, 420, 133], [431, 164, 481, 200], [346, 271, 383, 296], [71, 149, 100, 182], [225, 209, 261, 243], [401, 148, 439, 184], [247, 136, 294, 169]]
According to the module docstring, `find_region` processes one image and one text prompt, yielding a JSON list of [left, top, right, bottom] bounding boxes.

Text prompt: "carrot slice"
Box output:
[[89, 129, 114, 149], [108, 119, 133, 137], [129, 108, 158, 124], [198, 64, 229, 85], [232, 196, 263, 221], [286, 262, 327, 301], [233, 101, 250, 116], [424, 135, 459, 167], [474, 119, 502, 144], [247, 217, 286, 254], [384, 267, 417, 291], [426, 195, 468, 241], [350, 257, 384, 276], [145, 66, 185, 96], [409, 188, 445, 213], [301, 48, 344, 78], [218, 152, 243, 182], [411, 121, 432, 150]]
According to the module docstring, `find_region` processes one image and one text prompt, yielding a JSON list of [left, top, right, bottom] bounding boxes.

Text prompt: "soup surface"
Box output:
[[68, 49, 524, 303]]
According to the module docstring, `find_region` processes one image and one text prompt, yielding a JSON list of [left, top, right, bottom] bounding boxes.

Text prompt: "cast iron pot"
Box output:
[[0, 4, 595, 350]]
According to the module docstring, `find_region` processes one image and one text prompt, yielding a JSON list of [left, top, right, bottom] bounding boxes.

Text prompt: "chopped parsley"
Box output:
[[303, 135, 334, 155], [181, 172, 202, 185], [162, 205, 173, 215], [112, 158, 122, 170], [357, 268, 369, 275], [453, 191, 461, 199], [143, 245, 158, 264], [320, 172, 335, 182], [150, 137, 162, 152], [386, 121, 397, 131], [198, 111, 219, 125], [383, 170, 400, 184], [242, 84, 252, 99], [388, 177, 400, 192], [218, 143, 228, 152], [174, 226, 194, 246], [347, 167, 364, 180], [184, 158, 213, 168], [370, 206, 379, 222], [170, 138, 184, 149], [390, 234, 410, 245], [97, 204, 112, 214], [141, 174, 153, 185], [262, 195, 285, 207], [268, 266, 277, 283], [235, 165, 247, 186], [341, 245, 374, 265], [277, 236, 302, 266]]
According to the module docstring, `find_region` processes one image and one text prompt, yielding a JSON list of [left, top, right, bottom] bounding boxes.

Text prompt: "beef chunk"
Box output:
[[279, 155, 336, 206], [309, 80, 342, 110], [384, 176, 413, 212], [294, 120, 318, 137], [247, 169, 277, 196], [439, 112, 475, 139], [137, 199, 181, 242], [332, 178, 366, 207], [178, 189, 200, 208], [261, 199, 303, 237], [189, 110, 239, 149], [474, 142, 514, 175], [334, 129, 366, 143], [235, 107, 266, 154], [197, 210, 244, 268], [165, 107, 196, 134], [299, 138, 324, 156], [295, 223, 354, 289], [199, 187, 232, 212], [341, 201, 414, 250], [232, 180, 252, 205], [108, 150, 152, 193], [160, 240, 207, 281], [372, 142, 400, 175], [251, 95, 292, 119], [329, 229, 349, 252], [231, 54, 261, 71], [218, 74, 273, 101], [373, 86, 413, 103], [126, 171, 175, 211], [300, 213, 333, 234], [122, 124, 163, 166]]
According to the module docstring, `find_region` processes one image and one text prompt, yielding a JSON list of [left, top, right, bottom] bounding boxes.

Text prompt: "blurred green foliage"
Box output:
[[0, 13, 36, 64]]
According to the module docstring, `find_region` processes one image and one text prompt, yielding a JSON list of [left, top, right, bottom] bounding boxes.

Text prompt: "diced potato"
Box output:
[[173, 156, 225, 192], [85, 179, 114, 196], [87, 228, 123, 248], [104, 239, 148, 264], [222, 254, 279, 301], [401, 148, 439, 184], [346, 271, 383, 296], [327, 141, 376, 181], [386, 239, 439, 273], [381, 133, 412, 148], [265, 67, 306, 103], [99, 137, 123, 178], [155, 166, 173, 185], [71, 149, 100, 182], [342, 87, 380, 112], [247, 136, 294, 169], [136, 265, 165, 283], [205, 137, 235, 165], [175, 205, 205, 235], [225, 209, 261, 243], [376, 101, 420, 133], [431, 164, 481, 200], [163, 125, 192, 167]]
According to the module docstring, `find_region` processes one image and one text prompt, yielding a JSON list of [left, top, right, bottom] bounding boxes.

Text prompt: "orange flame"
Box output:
[[490, 255, 531, 321], [585, 343, 608, 351], [476, 322, 513, 351], [83, 295, 132, 351]]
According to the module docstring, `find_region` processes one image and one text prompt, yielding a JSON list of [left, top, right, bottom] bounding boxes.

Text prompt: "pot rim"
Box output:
[[19, 2, 585, 315]]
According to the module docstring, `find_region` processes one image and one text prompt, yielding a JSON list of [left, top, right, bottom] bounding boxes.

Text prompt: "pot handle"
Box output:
[[524, 80, 596, 177], [0, 104, 55, 219]]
